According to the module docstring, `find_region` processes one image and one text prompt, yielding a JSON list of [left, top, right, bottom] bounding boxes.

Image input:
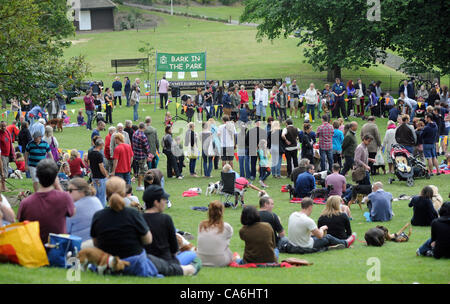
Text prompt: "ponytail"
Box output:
[[108, 193, 125, 212]]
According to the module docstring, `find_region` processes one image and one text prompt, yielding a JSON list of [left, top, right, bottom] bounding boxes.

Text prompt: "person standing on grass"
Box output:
[[104, 126, 116, 173], [239, 85, 249, 107], [317, 114, 334, 172], [341, 121, 358, 176], [332, 120, 344, 168], [304, 83, 319, 122], [281, 118, 299, 177], [162, 125, 183, 180], [218, 115, 236, 170], [395, 114, 416, 154], [112, 77, 123, 107], [184, 122, 199, 177], [382, 120, 397, 174], [360, 116, 382, 175], [130, 83, 140, 122], [132, 122, 150, 191], [158, 76, 170, 110], [111, 133, 134, 185], [110, 123, 131, 158], [124, 76, 131, 107], [255, 83, 269, 121], [104, 88, 114, 124], [288, 80, 301, 118], [84, 90, 95, 131], [422, 113, 440, 176], [144, 116, 159, 169], [91, 121, 106, 141], [354, 134, 375, 185], [331, 78, 346, 119], [0, 121, 15, 191], [25, 132, 52, 192], [88, 138, 108, 206]]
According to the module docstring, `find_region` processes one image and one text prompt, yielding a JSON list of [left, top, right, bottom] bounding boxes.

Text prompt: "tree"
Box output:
[[0, 0, 89, 107], [390, 0, 450, 76], [240, 0, 393, 81], [138, 41, 155, 88]]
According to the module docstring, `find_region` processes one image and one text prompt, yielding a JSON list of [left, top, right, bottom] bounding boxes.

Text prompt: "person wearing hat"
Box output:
[[142, 185, 197, 266], [25, 131, 53, 192]]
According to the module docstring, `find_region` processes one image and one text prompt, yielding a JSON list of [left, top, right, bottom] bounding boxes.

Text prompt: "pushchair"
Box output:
[[388, 144, 429, 187]]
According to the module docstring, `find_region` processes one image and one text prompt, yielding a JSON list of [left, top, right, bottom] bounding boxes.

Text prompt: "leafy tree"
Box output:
[[138, 41, 155, 86], [240, 0, 393, 81], [389, 0, 450, 76]]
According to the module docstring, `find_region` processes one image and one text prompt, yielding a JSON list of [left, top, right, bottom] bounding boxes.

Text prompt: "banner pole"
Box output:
[[204, 50, 207, 91], [154, 50, 158, 112]]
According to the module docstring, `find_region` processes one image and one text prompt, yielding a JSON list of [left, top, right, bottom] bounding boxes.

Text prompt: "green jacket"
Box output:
[[342, 130, 357, 157], [144, 125, 159, 155]]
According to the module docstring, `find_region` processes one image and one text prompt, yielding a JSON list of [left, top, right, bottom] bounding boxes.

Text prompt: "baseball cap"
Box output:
[[143, 185, 170, 206]]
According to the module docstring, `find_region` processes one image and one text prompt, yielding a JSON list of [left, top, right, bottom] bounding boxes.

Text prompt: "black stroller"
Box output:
[[388, 144, 429, 187]]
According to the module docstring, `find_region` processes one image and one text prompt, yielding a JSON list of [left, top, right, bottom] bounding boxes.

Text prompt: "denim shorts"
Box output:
[[423, 143, 436, 159]]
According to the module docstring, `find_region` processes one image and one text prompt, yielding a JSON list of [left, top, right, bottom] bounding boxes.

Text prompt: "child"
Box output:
[[124, 184, 142, 209], [15, 152, 26, 172], [277, 89, 287, 122], [61, 111, 70, 125], [164, 111, 173, 127], [77, 110, 86, 126], [185, 98, 195, 123], [238, 103, 249, 123], [258, 140, 270, 188], [68, 149, 85, 178], [337, 118, 345, 132]]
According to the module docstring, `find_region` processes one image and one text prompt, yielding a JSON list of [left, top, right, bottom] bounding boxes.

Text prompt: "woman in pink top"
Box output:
[[238, 85, 249, 106]]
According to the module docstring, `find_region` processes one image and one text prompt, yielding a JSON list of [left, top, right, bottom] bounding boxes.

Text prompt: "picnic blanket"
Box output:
[[290, 197, 326, 205], [182, 191, 199, 197], [432, 169, 450, 174], [281, 185, 289, 192]]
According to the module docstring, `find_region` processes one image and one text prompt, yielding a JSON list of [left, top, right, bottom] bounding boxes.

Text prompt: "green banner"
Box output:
[[157, 52, 206, 72]]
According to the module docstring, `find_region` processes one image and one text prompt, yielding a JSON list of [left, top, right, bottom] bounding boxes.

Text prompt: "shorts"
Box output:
[[290, 98, 299, 109], [423, 144, 436, 159], [221, 146, 234, 161], [137, 159, 148, 175], [29, 166, 39, 183]]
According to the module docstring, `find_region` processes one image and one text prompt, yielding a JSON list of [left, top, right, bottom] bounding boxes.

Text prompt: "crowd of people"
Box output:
[[0, 77, 449, 278]]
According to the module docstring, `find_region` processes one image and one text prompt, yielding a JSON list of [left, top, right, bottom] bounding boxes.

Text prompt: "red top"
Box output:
[[235, 177, 249, 191], [104, 133, 112, 160], [0, 130, 13, 157], [16, 160, 26, 172], [239, 90, 249, 104], [84, 95, 95, 111], [69, 157, 85, 177], [113, 143, 134, 174], [6, 125, 19, 142]]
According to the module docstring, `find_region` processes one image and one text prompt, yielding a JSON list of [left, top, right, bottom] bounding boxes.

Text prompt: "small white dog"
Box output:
[[9, 170, 23, 180], [188, 187, 202, 194], [205, 182, 222, 196]]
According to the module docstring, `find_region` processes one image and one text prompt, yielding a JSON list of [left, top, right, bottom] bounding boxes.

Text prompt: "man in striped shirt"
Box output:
[[316, 114, 334, 172], [132, 122, 150, 191], [25, 132, 52, 192]]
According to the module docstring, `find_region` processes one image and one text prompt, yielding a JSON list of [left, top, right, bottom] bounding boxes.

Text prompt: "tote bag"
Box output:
[[50, 137, 60, 162], [46, 233, 82, 268], [374, 148, 385, 166], [0, 221, 49, 268]]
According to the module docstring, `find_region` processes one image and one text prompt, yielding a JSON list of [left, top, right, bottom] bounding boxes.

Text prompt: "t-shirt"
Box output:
[[142, 213, 178, 263], [18, 190, 75, 244], [69, 157, 85, 177], [90, 207, 149, 259], [113, 143, 134, 174], [317, 213, 352, 240], [91, 129, 100, 140], [66, 196, 103, 242], [235, 177, 249, 191], [88, 150, 106, 179], [287, 212, 317, 248], [239, 222, 276, 263], [25, 140, 50, 167], [367, 190, 393, 222], [259, 211, 283, 245], [325, 173, 346, 196], [158, 79, 169, 93], [197, 223, 233, 267]]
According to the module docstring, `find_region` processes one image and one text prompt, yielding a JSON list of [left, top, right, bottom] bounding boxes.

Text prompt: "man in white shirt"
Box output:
[[158, 76, 170, 110], [399, 92, 417, 122], [217, 115, 236, 169], [283, 198, 355, 251], [254, 83, 268, 121]]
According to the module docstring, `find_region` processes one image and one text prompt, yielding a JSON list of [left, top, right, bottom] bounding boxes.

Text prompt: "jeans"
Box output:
[[256, 103, 266, 119], [278, 108, 287, 121], [271, 150, 282, 177], [202, 154, 213, 177], [86, 110, 93, 130], [125, 90, 131, 107], [116, 172, 131, 185], [159, 93, 168, 109], [133, 103, 139, 121], [250, 155, 258, 179], [238, 155, 250, 178], [106, 105, 112, 123], [410, 104, 417, 122], [418, 238, 434, 256], [312, 235, 347, 250], [215, 105, 222, 118], [341, 155, 354, 176], [259, 166, 270, 181], [404, 145, 414, 154], [92, 178, 107, 207], [319, 149, 333, 172], [60, 104, 67, 110], [269, 103, 278, 118], [306, 104, 315, 121], [176, 251, 197, 266], [285, 149, 298, 176], [189, 158, 196, 175]]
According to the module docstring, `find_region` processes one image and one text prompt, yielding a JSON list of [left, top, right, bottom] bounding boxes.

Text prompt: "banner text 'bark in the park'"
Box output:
[[157, 53, 206, 72]]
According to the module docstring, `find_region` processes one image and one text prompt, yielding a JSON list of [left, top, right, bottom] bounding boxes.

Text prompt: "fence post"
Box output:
[[389, 74, 392, 92]]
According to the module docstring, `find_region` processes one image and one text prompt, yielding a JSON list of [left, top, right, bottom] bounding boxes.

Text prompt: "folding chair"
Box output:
[[220, 172, 236, 208]]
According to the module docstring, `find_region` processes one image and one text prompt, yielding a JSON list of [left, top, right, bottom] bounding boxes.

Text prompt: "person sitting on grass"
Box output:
[[90, 176, 201, 277], [317, 196, 354, 241], [417, 202, 450, 259], [409, 186, 439, 226], [142, 184, 197, 266], [18, 158, 75, 244], [68, 149, 85, 179], [124, 184, 141, 208], [235, 205, 278, 264], [279, 198, 355, 253], [295, 164, 316, 198], [196, 200, 234, 267], [258, 196, 285, 248], [0, 194, 16, 227], [365, 182, 393, 222], [65, 178, 103, 246], [222, 164, 266, 208]]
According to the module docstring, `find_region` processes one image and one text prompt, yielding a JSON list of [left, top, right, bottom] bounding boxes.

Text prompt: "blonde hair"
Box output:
[[44, 126, 53, 138], [222, 164, 232, 173], [63, 153, 70, 162], [429, 185, 443, 211], [106, 176, 126, 212], [320, 196, 343, 217], [115, 133, 124, 144], [271, 120, 280, 131], [70, 149, 79, 161]]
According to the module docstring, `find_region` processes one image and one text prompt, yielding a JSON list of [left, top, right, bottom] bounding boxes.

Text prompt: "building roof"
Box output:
[[80, 0, 116, 9]]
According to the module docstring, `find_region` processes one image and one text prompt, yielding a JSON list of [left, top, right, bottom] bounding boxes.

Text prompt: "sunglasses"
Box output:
[[68, 188, 80, 193]]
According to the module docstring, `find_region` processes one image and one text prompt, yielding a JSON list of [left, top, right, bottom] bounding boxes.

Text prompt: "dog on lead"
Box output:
[[364, 222, 412, 246], [46, 118, 64, 132], [77, 247, 130, 275]]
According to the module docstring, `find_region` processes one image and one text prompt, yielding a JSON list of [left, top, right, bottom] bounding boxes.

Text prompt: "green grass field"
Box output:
[[1, 6, 449, 284], [152, 2, 245, 21]]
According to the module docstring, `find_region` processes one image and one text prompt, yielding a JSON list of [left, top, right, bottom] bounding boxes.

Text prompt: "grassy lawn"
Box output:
[[1, 6, 448, 284], [1, 99, 449, 284], [152, 3, 245, 21]]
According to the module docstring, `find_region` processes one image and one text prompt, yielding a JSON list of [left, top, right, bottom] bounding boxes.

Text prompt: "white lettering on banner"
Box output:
[[171, 56, 189, 62], [191, 55, 201, 61], [185, 63, 202, 70]]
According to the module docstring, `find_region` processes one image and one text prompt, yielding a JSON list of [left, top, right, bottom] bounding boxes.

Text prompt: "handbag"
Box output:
[[0, 221, 49, 268], [45, 233, 82, 268], [352, 166, 366, 182], [374, 148, 385, 166], [50, 137, 59, 162]]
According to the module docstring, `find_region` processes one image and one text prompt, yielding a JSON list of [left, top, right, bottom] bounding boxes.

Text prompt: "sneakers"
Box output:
[[328, 244, 345, 251], [177, 176, 183, 180], [136, 186, 145, 191], [346, 232, 357, 248], [259, 180, 268, 188]]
